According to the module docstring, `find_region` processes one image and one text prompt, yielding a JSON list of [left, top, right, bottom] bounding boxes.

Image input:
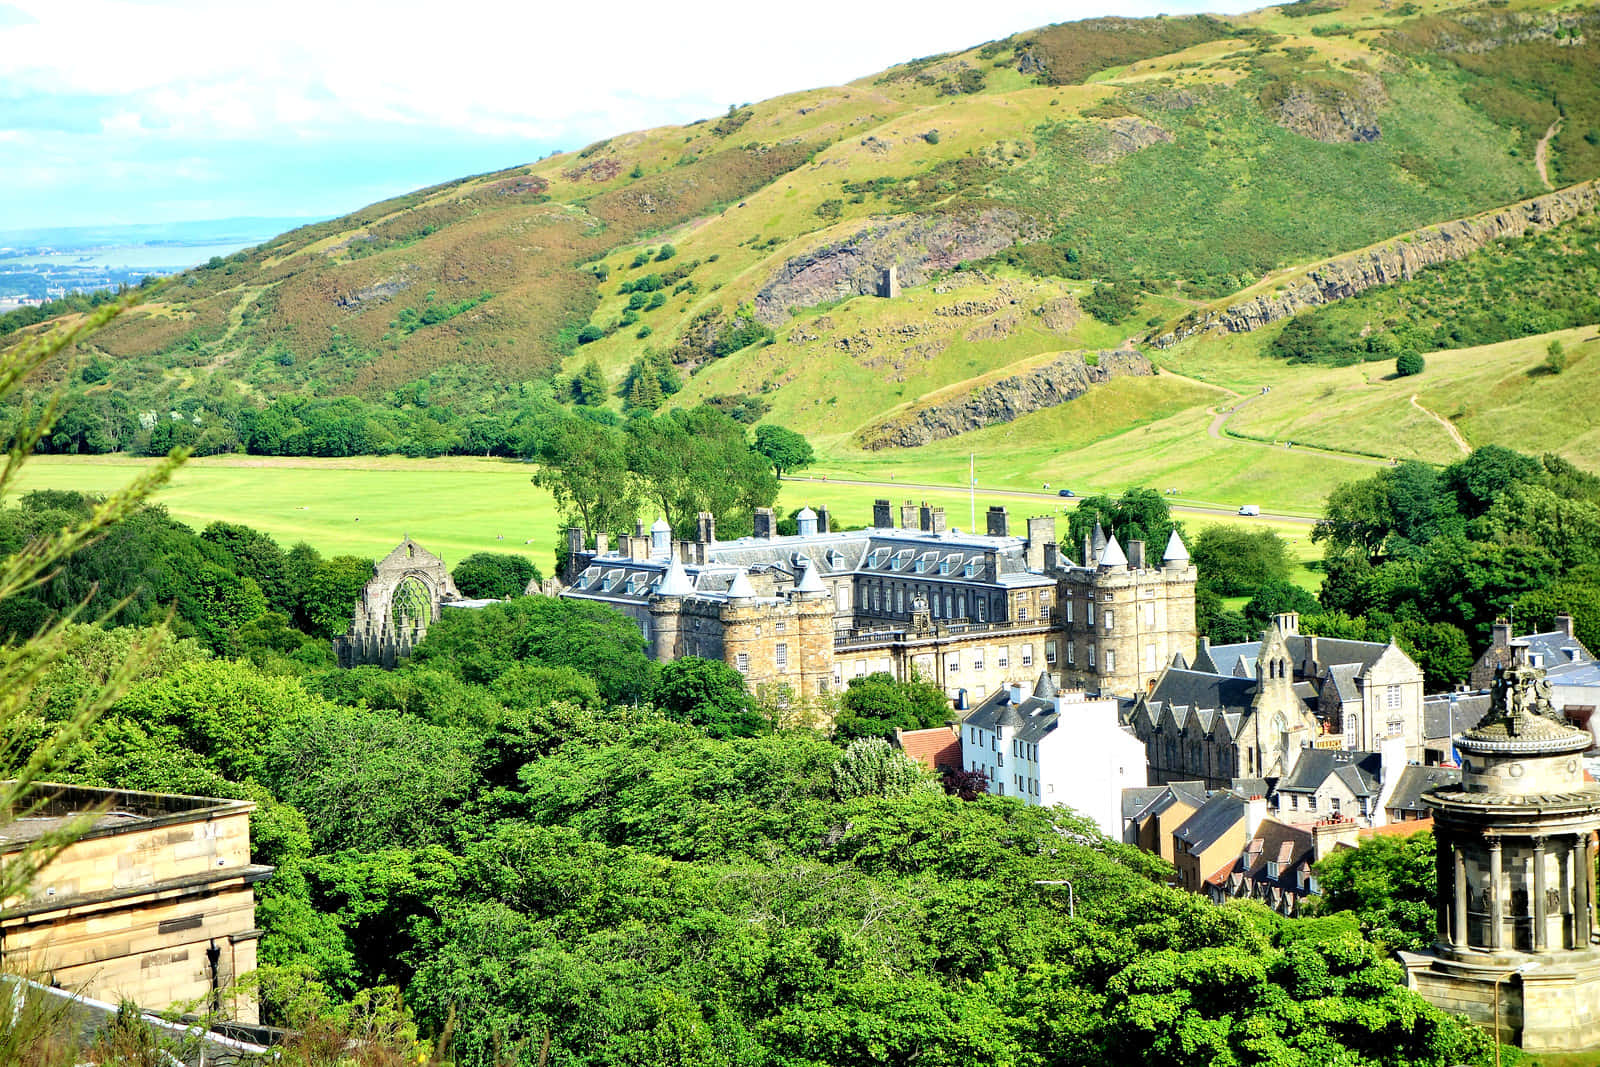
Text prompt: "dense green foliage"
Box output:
[[1063, 487, 1181, 563], [1192, 523, 1293, 597], [451, 552, 541, 600], [1266, 216, 1600, 367], [1309, 831, 1438, 953], [834, 671, 954, 740]]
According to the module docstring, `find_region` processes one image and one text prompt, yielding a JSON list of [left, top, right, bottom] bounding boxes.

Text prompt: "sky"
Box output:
[[0, 0, 1254, 233]]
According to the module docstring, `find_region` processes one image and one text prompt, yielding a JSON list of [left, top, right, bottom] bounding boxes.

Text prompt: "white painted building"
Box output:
[[959, 673, 1148, 837]]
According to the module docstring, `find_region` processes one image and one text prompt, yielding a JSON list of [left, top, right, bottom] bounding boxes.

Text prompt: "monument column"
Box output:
[[1534, 837, 1548, 952], [1581, 832, 1595, 945], [1489, 839, 1504, 950], [1561, 840, 1575, 949], [1453, 838, 1469, 949]]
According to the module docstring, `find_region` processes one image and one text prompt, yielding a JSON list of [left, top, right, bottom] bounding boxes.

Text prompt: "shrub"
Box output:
[[629, 163, 644, 179], [923, 130, 941, 145], [1395, 350, 1425, 377], [814, 199, 843, 220], [1543, 339, 1568, 374], [576, 325, 604, 345], [655, 244, 677, 262], [630, 252, 650, 269]]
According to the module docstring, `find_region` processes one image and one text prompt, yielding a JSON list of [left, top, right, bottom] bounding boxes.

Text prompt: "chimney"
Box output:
[[635, 520, 645, 539], [566, 526, 585, 560], [1558, 613, 1576, 639], [986, 506, 1009, 538], [676, 540, 693, 563], [1043, 543, 1059, 570], [1245, 795, 1268, 838], [873, 499, 893, 529], [1274, 612, 1300, 635], [1492, 616, 1512, 651], [696, 511, 716, 545], [1306, 634, 1320, 675], [1008, 682, 1025, 704], [1374, 734, 1408, 826], [629, 535, 650, 562], [753, 507, 776, 539], [984, 549, 999, 581], [901, 501, 918, 529], [1025, 516, 1055, 573], [919, 503, 934, 532], [817, 506, 831, 534], [931, 507, 947, 534], [1128, 540, 1145, 570], [594, 532, 610, 555], [1082, 532, 1093, 567]]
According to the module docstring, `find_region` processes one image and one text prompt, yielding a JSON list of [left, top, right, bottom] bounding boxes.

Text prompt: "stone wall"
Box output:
[[1151, 180, 1600, 347], [753, 210, 1034, 324], [857, 348, 1152, 450]]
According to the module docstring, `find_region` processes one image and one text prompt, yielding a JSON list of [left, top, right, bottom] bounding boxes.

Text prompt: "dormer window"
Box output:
[[1266, 861, 1280, 879], [601, 569, 625, 592], [576, 565, 601, 590]]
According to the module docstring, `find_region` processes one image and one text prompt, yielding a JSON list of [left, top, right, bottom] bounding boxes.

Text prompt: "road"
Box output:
[[785, 474, 1317, 527]]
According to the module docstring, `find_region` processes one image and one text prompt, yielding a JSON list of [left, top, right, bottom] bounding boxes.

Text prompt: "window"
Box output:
[[973, 651, 985, 671], [1067, 641, 1075, 665], [1088, 603, 1095, 626], [997, 782, 1004, 796], [1039, 591, 1051, 606], [1088, 645, 1097, 668], [836, 585, 850, 611], [946, 653, 960, 674], [1065, 600, 1073, 623], [944, 593, 953, 618], [957, 595, 966, 619], [1022, 646, 1034, 667], [1041, 605, 1050, 621], [997, 647, 1009, 668], [997, 752, 1004, 767], [1103, 592, 1114, 602], [1105, 650, 1115, 672], [736, 652, 750, 674], [1266, 861, 1279, 878], [1018, 607, 1029, 622], [1387, 717, 1404, 736], [1146, 643, 1158, 670], [1104, 609, 1114, 632], [1046, 641, 1057, 665], [1290, 794, 1299, 810], [977, 599, 987, 622], [1331, 797, 1341, 814], [1386, 684, 1402, 709], [1144, 603, 1156, 627], [775, 643, 788, 669], [896, 587, 905, 614], [1307, 796, 1318, 812]]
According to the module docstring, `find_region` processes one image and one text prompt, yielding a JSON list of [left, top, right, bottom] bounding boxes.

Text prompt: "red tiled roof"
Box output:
[[1359, 817, 1434, 839], [897, 726, 961, 770]]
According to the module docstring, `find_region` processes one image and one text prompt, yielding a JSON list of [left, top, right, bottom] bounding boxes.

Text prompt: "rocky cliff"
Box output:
[[752, 210, 1033, 324], [857, 348, 1152, 450], [1151, 180, 1600, 346]]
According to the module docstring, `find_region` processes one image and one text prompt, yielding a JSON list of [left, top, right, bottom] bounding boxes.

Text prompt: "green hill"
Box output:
[[10, 0, 1600, 493]]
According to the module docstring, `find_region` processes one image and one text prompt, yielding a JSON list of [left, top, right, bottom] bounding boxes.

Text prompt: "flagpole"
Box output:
[[970, 453, 976, 532]]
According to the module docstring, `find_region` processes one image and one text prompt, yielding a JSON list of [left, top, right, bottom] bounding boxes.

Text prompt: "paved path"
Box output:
[[1410, 394, 1471, 455], [1536, 118, 1563, 190], [1204, 387, 1387, 467]]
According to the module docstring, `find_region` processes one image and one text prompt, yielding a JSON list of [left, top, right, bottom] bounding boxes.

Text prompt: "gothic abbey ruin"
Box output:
[[334, 537, 463, 668]]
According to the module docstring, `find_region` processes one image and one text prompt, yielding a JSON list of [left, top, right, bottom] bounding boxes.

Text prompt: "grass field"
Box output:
[[15, 454, 1321, 585]]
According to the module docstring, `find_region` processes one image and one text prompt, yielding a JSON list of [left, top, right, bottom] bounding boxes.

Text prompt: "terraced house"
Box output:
[[551, 500, 1197, 704]]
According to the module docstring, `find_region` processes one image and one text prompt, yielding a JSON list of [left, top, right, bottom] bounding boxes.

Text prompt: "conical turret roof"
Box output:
[[997, 702, 1025, 729], [726, 569, 756, 599], [1033, 671, 1058, 699], [1099, 533, 1128, 568], [1091, 521, 1108, 558], [794, 559, 826, 595], [656, 556, 695, 597], [1162, 528, 1189, 563]]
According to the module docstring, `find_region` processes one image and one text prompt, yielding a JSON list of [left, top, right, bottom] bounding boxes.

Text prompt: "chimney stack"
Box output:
[[1025, 516, 1055, 573], [920, 503, 934, 533], [1245, 795, 1268, 838], [595, 532, 610, 555], [986, 505, 1009, 538], [1127, 540, 1145, 570], [900, 500, 918, 529], [1491, 616, 1513, 652], [753, 507, 776, 539], [873, 499, 893, 529], [1558, 612, 1576, 639], [931, 507, 947, 534], [817, 506, 831, 534], [696, 511, 716, 545], [566, 526, 586, 561]]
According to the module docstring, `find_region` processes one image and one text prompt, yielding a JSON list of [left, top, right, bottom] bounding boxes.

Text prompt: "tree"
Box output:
[[531, 415, 639, 540], [1543, 338, 1567, 374], [836, 671, 952, 739], [1441, 445, 1540, 519], [300, 555, 376, 640], [1064, 487, 1180, 562], [572, 359, 608, 405], [752, 424, 814, 478], [627, 406, 779, 537], [830, 737, 940, 800], [1191, 524, 1291, 597], [647, 656, 764, 738], [1307, 829, 1437, 952], [1395, 350, 1424, 377], [452, 552, 539, 600], [1313, 472, 1395, 563], [1392, 619, 1474, 690], [1243, 581, 1321, 629]]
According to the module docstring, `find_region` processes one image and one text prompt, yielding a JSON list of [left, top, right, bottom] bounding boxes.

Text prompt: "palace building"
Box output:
[[548, 500, 1198, 703]]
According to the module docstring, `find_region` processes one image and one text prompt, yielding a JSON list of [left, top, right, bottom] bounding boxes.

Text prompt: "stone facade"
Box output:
[[0, 785, 271, 1024], [552, 502, 1198, 708], [1402, 654, 1600, 1052], [334, 537, 463, 668]]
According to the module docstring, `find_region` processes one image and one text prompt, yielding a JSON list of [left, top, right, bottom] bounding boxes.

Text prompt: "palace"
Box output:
[[549, 500, 1198, 703]]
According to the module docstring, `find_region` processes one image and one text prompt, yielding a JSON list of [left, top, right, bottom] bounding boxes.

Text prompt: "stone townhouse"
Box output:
[[552, 500, 1197, 705], [1194, 612, 1427, 761], [958, 674, 1147, 837], [1171, 791, 1265, 894], [1122, 779, 1208, 862]]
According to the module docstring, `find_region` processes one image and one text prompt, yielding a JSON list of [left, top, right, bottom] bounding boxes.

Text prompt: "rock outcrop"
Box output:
[[1084, 118, 1174, 163], [1270, 74, 1385, 144], [857, 349, 1152, 450], [752, 211, 1034, 324], [1151, 180, 1600, 346]]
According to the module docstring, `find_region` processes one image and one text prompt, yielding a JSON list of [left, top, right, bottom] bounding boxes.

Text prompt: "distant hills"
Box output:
[[10, 0, 1600, 499]]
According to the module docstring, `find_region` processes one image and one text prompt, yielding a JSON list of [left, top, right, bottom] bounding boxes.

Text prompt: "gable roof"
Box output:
[[1422, 691, 1492, 743], [1386, 765, 1461, 813], [1173, 791, 1249, 852], [1144, 668, 1258, 717], [1276, 747, 1382, 798]]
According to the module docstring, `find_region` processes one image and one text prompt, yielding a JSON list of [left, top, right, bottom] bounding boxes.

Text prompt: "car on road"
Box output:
[[1237, 504, 1261, 516], [1057, 489, 1075, 497]]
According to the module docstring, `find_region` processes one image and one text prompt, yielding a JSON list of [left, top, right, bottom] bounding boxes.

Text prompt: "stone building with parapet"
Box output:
[[0, 785, 271, 1025], [334, 537, 465, 668], [548, 499, 1197, 704]]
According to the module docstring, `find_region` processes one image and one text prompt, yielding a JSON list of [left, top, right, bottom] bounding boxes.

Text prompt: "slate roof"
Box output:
[[1277, 748, 1383, 798], [1231, 777, 1271, 798], [1173, 791, 1249, 852], [1422, 692, 1492, 742], [1196, 634, 1395, 681], [1124, 780, 1209, 823], [1143, 669, 1258, 717], [1386, 765, 1462, 814], [1517, 629, 1596, 669], [964, 682, 1062, 745], [1193, 641, 1257, 678], [1235, 818, 1315, 891], [1122, 786, 1170, 821]]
